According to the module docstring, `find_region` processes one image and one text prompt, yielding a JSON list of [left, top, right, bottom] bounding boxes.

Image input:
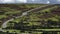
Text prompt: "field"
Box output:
[[0, 4, 60, 34]]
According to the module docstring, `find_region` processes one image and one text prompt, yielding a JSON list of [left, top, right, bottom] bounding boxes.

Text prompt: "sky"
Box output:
[[0, 0, 60, 4], [0, 0, 27, 3], [16, 0, 27, 3]]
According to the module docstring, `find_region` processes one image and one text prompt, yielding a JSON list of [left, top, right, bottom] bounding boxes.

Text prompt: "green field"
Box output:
[[0, 4, 60, 34]]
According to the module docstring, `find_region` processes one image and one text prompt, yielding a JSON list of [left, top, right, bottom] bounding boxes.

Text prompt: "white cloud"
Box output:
[[57, 0, 60, 3], [47, 1, 50, 4], [32, 0, 35, 1], [3, 0, 14, 3], [57, 0, 60, 1], [17, 0, 27, 3], [0, 0, 60, 4]]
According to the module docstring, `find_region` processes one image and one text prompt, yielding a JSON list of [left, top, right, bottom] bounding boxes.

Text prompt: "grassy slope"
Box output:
[[5, 5, 60, 34], [1, 4, 60, 34]]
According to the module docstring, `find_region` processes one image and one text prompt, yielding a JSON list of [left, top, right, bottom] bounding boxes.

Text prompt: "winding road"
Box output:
[[0, 5, 58, 32]]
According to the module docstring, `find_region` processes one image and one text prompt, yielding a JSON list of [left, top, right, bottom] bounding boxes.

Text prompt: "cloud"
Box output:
[[0, 0, 60, 4], [17, 0, 27, 3], [47, 1, 50, 4], [32, 0, 35, 1], [2, 0, 15, 3], [57, 0, 60, 3], [57, 0, 60, 1]]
